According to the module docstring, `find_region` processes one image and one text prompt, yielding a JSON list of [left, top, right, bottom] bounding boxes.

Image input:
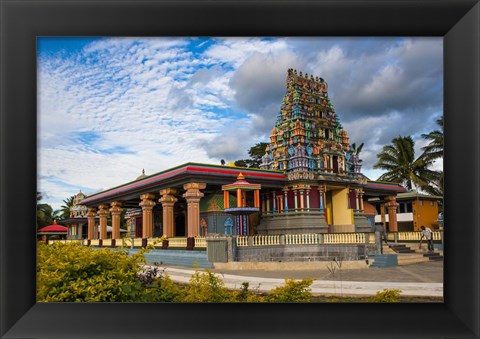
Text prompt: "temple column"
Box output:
[[87, 207, 97, 241], [283, 187, 289, 213], [385, 196, 399, 232], [299, 189, 305, 211], [242, 191, 247, 207], [139, 193, 156, 239], [183, 183, 206, 237], [358, 189, 364, 212], [224, 191, 230, 209], [236, 189, 242, 208], [159, 188, 178, 237], [97, 204, 109, 242], [306, 185, 311, 210], [354, 189, 360, 212], [110, 201, 123, 241], [254, 190, 260, 209], [318, 185, 326, 212], [293, 188, 298, 211], [272, 191, 276, 213], [380, 202, 386, 228], [261, 193, 266, 213]]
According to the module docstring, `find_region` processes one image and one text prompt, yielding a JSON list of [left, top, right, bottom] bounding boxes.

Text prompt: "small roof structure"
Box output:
[[37, 220, 68, 234], [222, 173, 262, 191]]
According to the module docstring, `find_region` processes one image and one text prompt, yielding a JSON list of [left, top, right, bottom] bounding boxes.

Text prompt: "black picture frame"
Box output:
[[1, 0, 479, 338]]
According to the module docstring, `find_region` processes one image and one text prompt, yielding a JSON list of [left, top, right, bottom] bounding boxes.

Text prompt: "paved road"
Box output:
[[149, 261, 444, 297]]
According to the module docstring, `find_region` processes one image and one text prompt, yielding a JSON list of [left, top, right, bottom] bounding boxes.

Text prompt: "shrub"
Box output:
[[267, 278, 314, 302], [230, 282, 265, 303], [37, 242, 147, 302], [180, 270, 232, 302], [138, 265, 183, 302], [371, 289, 402, 302]]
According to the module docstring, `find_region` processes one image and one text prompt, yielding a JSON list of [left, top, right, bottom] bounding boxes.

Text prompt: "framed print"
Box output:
[[1, 0, 479, 338]]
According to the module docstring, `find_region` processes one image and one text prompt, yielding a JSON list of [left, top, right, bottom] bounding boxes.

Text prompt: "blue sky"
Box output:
[[37, 37, 443, 210]]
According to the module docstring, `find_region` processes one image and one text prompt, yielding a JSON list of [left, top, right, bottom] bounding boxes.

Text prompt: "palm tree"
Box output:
[[421, 116, 443, 161], [37, 202, 54, 229], [60, 195, 75, 219], [373, 136, 441, 191], [422, 171, 444, 196], [351, 142, 364, 155]]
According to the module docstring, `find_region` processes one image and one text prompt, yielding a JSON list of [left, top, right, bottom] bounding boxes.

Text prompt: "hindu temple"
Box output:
[[72, 69, 406, 244]]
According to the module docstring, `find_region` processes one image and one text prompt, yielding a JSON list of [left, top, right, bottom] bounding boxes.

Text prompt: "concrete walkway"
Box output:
[[148, 260, 443, 297]]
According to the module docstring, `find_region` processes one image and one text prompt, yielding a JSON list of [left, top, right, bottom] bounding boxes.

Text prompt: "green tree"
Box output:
[[37, 192, 54, 228], [421, 116, 443, 162], [60, 195, 75, 219], [420, 116, 443, 196], [373, 136, 440, 191], [234, 142, 269, 168]]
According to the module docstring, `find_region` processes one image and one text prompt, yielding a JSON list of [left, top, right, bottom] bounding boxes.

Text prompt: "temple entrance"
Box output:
[[175, 215, 185, 236], [224, 217, 233, 235], [81, 223, 88, 239], [135, 216, 143, 238]]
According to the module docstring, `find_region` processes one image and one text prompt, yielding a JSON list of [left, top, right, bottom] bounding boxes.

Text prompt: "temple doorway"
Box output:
[[175, 215, 185, 236]]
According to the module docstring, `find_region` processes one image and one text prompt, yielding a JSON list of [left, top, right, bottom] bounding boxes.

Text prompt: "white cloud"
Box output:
[[37, 37, 443, 208]]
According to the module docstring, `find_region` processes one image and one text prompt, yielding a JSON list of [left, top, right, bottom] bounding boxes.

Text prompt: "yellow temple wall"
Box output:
[[412, 199, 440, 230], [331, 188, 354, 232]]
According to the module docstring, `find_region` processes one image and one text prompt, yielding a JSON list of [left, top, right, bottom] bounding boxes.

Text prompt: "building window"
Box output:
[[430, 201, 434, 206], [419, 200, 424, 206], [406, 202, 413, 213]]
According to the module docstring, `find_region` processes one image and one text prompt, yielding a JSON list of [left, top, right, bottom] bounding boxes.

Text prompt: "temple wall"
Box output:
[[331, 188, 353, 226], [256, 213, 328, 234], [234, 243, 377, 262]]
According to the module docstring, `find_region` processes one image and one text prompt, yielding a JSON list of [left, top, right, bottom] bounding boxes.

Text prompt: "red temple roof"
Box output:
[[38, 221, 68, 233]]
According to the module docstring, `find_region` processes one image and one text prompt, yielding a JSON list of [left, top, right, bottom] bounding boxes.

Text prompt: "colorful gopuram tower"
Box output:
[[257, 69, 370, 234]]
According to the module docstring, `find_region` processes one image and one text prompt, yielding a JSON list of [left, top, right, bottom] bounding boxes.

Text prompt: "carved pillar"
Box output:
[[236, 189, 242, 208], [358, 189, 364, 212], [380, 202, 386, 228], [318, 185, 326, 212], [305, 185, 311, 210], [283, 187, 289, 213], [139, 193, 156, 239], [293, 187, 298, 210], [353, 189, 360, 212], [254, 190, 260, 209], [110, 201, 123, 240], [159, 188, 177, 238], [272, 191, 276, 213], [224, 191, 230, 209], [261, 193, 266, 213], [385, 196, 399, 232], [87, 207, 97, 240], [97, 204, 109, 241], [299, 189, 305, 211], [183, 183, 206, 237]]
